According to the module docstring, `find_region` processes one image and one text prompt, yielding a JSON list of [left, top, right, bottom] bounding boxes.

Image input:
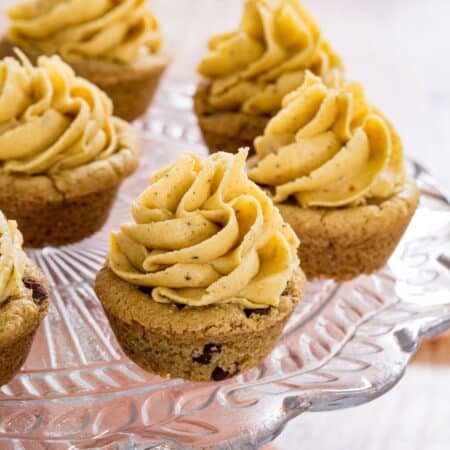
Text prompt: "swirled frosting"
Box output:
[[0, 51, 127, 175], [249, 72, 406, 207], [198, 0, 343, 115], [0, 212, 30, 307], [109, 149, 299, 308], [7, 0, 162, 64]]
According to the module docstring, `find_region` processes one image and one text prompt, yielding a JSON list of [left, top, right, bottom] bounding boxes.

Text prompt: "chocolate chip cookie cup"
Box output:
[[278, 179, 419, 280], [95, 149, 306, 381], [96, 266, 305, 381], [249, 72, 419, 281], [0, 213, 50, 387], [0, 52, 140, 248], [195, 0, 343, 153], [4, 0, 170, 121]]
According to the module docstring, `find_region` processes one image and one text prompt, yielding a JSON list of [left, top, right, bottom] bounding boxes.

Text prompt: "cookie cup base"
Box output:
[[0, 329, 38, 386], [278, 179, 420, 281], [194, 83, 268, 154], [95, 266, 305, 382], [78, 64, 167, 122], [0, 263, 50, 386], [0, 183, 119, 248]]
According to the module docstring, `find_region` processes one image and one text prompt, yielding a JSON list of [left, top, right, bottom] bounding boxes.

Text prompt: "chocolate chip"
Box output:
[[175, 303, 186, 311], [244, 308, 271, 318], [139, 286, 153, 296], [211, 364, 239, 382], [211, 367, 231, 381], [193, 343, 222, 364], [282, 286, 290, 296], [22, 277, 48, 305]]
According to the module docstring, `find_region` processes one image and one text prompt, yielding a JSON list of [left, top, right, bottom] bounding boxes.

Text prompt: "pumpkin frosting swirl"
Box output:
[[7, 0, 162, 64], [0, 51, 131, 175], [249, 72, 406, 207], [198, 0, 343, 115], [109, 149, 300, 308], [0, 211, 30, 307]]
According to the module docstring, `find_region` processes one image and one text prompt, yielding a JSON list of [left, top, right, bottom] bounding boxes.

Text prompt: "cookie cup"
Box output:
[[194, 82, 269, 154], [0, 40, 169, 121], [95, 266, 306, 382], [0, 120, 140, 248], [0, 261, 50, 386], [278, 178, 420, 281]]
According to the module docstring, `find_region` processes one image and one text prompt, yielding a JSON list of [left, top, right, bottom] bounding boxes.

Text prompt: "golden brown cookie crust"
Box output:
[[194, 82, 269, 154], [0, 261, 50, 386], [0, 38, 170, 121], [0, 182, 120, 248], [279, 178, 420, 281], [95, 71, 166, 122], [71, 53, 170, 121], [0, 121, 140, 247], [95, 265, 306, 382]]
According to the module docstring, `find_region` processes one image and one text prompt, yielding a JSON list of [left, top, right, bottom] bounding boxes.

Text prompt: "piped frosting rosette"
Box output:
[[249, 72, 406, 207], [109, 149, 299, 308], [0, 50, 129, 175], [198, 0, 343, 115], [7, 0, 162, 64], [0, 211, 30, 306]]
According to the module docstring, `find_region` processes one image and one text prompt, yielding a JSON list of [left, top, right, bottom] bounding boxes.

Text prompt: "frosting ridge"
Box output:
[[7, 0, 162, 64], [249, 72, 406, 207], [0, 51, 128, 175], [0, 211, 30, 306], [198, 0, 343, 115], [109, 149, 300, 308]]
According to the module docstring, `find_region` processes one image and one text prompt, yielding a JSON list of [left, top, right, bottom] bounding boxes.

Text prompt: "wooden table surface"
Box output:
[[148, 1, 450, 449], [2, 0, 449, 448]]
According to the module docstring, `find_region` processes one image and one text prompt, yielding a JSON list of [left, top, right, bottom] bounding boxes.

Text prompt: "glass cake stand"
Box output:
[[1, 81, 449, 450]]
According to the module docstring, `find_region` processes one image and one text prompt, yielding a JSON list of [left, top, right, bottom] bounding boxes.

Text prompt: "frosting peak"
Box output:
[[249, 72, 406, 207], [0, 51, 125, 175], [109, 149, 299, 308], [7, 0, 162, 64], [0, 212, 30, 306], [198, 0, 343, 115]]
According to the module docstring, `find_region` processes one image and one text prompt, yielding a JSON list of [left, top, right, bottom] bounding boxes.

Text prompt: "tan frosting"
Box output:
[[7, 0, 162, 64], [249, 72, 406, 207], [198, 0, 343, 115], [0, 51, 132, 176], [0, 211, 31, 307], [109, 149, 299, 308]]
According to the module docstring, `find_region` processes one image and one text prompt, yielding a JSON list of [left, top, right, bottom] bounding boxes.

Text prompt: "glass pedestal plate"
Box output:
[[1, 81, 449, 450]]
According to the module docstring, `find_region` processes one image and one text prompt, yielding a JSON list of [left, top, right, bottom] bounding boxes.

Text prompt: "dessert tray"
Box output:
[[1, 81, 449, 450]]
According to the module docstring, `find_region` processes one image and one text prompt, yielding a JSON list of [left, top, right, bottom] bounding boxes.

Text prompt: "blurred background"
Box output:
[[1, 0, 448, 449]]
